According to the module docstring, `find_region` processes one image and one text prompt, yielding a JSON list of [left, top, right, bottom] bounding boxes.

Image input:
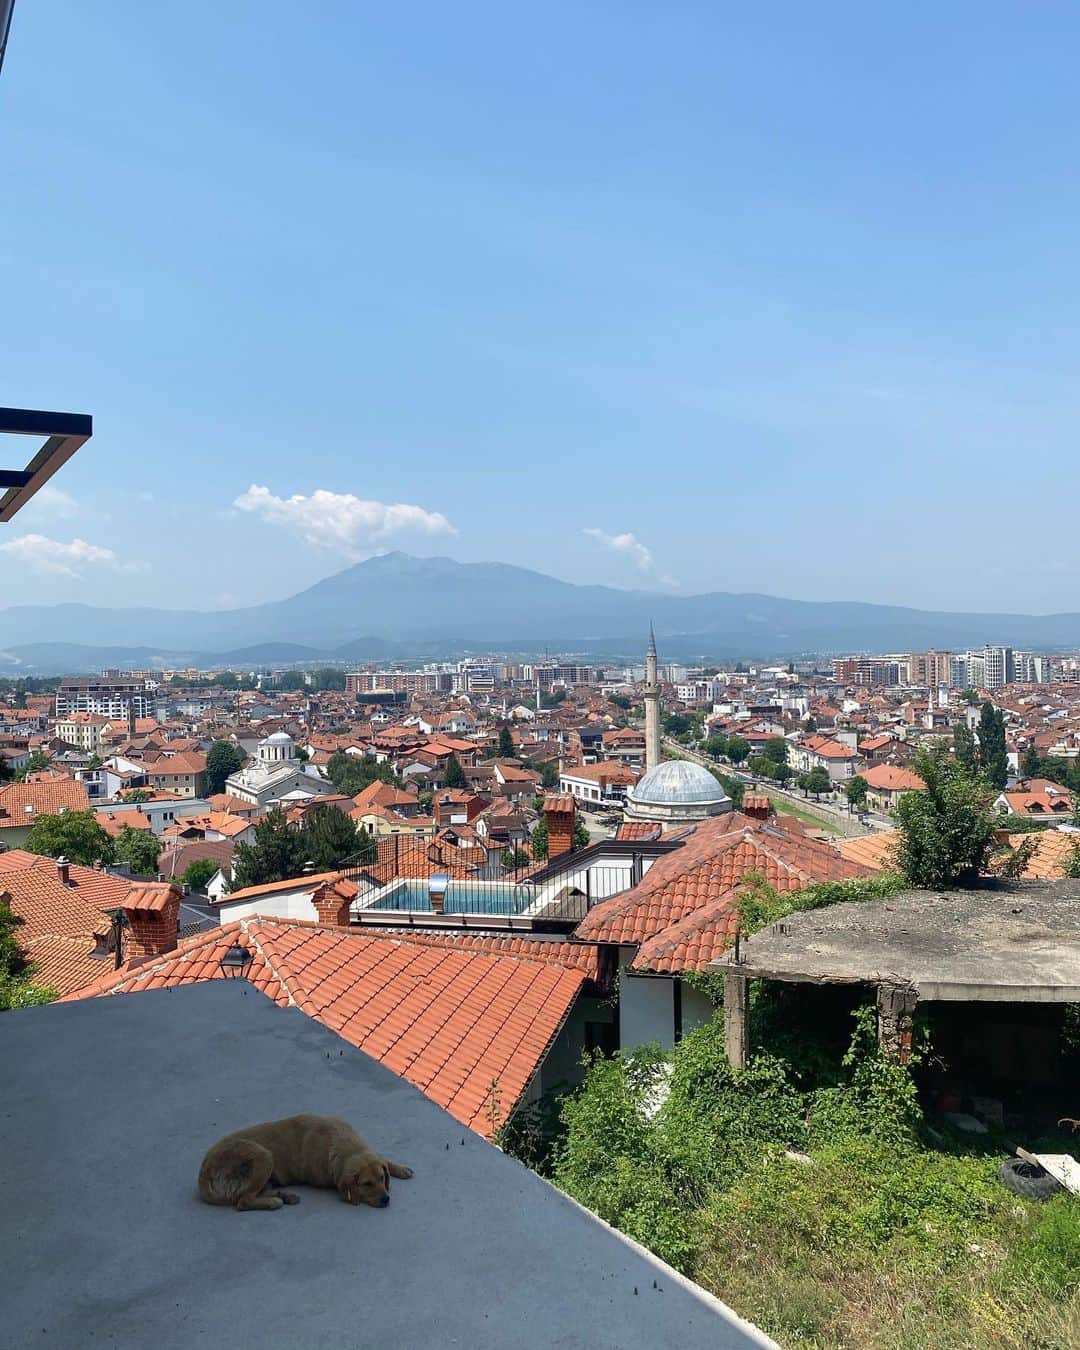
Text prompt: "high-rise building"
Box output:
[[55, 677, 154, 719]]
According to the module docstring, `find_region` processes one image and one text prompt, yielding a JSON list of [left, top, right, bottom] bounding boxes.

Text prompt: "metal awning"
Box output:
[[0, 406, 92, 522]]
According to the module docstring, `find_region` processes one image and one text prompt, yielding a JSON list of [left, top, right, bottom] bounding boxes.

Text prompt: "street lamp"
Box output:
[[218, 943, 252, 979]]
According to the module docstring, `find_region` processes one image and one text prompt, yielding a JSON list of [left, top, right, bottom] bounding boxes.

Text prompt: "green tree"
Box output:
[[725, 736, 750, 765], [121, 787, 152, 803], [1020, 744, 1041, 780], [180, 858, 220, 892], [976, 702, 1008, 789], [312, 667, 346, 691], [113, 825, 161, 876], [953, 721, 978, 773], [708, 767, 744, 809], [277, 670, 306, 691], [0, 756, 12, 784], [895, 746, 996, 889], [960, 688, 980, 705], [444, 754, 467, 789], [763, 737, 789, 765], [206, 740, 245, 795], [326, 752, 398, 796], [298, 804, 361, 870], [0, 894, 56, 1011], [540, 761, 560, 790], [501, 846, 529, 871], [14, 751, 51, 782], [574, 816, 590, 849], [26, 810, 115, 867], [701, 736, 728, 760], [802, 767, 831, 798], [845, 775, 868, 812], [230, 809, 305, 890], [497, 725, 515, 759]]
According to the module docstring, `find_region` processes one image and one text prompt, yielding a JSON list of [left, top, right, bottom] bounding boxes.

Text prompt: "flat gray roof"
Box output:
[[0, 981, 772, 1350], [712, 880, 1080, 1002]]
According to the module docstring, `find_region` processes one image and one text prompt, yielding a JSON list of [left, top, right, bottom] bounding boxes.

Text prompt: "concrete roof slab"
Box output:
[[0, 981, 772, 1350], [712, 880, 1080, 1002]]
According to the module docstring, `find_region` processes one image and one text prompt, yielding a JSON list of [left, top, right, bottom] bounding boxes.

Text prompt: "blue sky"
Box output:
[[3, 2, 1080, 614]]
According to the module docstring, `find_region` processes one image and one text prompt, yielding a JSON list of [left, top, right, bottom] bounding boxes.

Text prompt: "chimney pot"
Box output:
[[57, 856, 71, 887]]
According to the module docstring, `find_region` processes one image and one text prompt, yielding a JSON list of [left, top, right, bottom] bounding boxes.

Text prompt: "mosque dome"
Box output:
[[624, 758, 731, 823]]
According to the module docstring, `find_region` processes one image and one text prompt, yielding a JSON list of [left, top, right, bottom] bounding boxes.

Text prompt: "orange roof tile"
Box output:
[[65, 920, 585, 1138], [835, 830, 901, 872], [576, 817, 869, 953], [0, 779, 90, 822], [860, 764, 925, 792]]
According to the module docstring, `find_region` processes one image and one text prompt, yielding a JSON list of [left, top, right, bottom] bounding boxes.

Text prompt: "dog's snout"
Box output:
[[379, 1194, 390, 1207]]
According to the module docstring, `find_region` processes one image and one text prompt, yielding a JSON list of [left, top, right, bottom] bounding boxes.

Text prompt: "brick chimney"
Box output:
[[544, 793, 577, 860], [56, 856, 71, 887], [121, 883, 181, 960], [312, 881, 351, 928], [742, 793, 772, 822]]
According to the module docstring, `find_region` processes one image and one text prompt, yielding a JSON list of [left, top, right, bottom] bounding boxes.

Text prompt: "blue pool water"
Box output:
[[368, 880, 533, 915]]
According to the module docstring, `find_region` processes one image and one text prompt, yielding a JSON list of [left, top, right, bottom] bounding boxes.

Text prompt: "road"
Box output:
[[661, 737, 892, 838]]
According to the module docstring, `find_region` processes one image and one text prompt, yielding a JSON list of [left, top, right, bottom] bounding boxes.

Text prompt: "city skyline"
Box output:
[[6, 3, 1080, 611]]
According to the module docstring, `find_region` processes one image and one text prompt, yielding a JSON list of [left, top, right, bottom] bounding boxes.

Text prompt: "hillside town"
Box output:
[[5, 6, 1080, 1349]]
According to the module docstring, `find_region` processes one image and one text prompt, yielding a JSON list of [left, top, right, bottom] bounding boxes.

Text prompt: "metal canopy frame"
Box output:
[[0, 406, 92, 521]]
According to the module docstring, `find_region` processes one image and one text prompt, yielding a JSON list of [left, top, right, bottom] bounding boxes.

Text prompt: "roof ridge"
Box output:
[[240, 919, 299, 1007]]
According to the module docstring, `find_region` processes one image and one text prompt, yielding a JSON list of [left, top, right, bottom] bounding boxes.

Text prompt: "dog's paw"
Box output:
[[397, 1166, 414, 1180], [280, 1192, 301, 1205]]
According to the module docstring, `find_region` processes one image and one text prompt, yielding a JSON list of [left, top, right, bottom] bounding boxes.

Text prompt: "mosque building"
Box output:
[[622, 627, 732, 825]]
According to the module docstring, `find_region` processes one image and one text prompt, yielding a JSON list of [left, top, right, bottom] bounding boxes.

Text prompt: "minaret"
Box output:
[[644, 624, 661, 773]]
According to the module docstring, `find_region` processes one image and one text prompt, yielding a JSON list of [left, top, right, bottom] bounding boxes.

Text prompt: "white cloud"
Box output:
[[234, 484, 456, 559], [583, 528, 680, 588], [0, 533, 127, 578], [17, 485, 79, 524], [583, 528, 654, 571]]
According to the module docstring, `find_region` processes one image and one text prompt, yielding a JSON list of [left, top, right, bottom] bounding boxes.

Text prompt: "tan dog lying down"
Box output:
[[198, 1113, 413, 1212]]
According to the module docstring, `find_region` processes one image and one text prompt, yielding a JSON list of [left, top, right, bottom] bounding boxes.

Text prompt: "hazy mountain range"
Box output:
[[1, 552, 1078, 674]]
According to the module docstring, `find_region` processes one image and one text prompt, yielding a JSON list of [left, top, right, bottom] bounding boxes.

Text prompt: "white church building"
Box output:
[[224, 731, 338, 809]]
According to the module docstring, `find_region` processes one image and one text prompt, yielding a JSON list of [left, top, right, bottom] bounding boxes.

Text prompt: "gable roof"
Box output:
[[860, 764, 925, 792], [575, 816, 869, 969], [0, 778, 90, 823], [65, 919, 585, 1138]]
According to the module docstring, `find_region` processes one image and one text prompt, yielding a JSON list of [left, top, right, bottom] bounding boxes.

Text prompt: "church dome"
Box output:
[[263, 731, 293, 745], [624, 759, 731, 823]]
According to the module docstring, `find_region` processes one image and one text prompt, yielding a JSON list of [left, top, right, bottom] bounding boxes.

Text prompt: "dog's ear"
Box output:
[[382, 1161, 390, 1188]]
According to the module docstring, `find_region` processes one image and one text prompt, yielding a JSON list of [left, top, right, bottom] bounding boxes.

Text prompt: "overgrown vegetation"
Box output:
[[525, 1010, 1079, 1349]]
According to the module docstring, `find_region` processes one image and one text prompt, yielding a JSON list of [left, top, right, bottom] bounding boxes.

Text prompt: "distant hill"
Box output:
[[1, 551, 1079, 672]]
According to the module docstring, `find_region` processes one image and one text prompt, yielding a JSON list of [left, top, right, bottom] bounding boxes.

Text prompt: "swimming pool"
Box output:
[[366, 880, 536, 915]]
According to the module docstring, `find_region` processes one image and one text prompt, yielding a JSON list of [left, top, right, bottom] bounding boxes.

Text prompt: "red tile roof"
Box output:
[[375, 931, 603, 983], [123, 882, 181, 913], [0, 779, 90, 822], [65, 919, 585, 1138], [576, 817, 870, 972], [860, 764, 925, 792], [0, 849, 133, 910], [614, 821, 663, 842]]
